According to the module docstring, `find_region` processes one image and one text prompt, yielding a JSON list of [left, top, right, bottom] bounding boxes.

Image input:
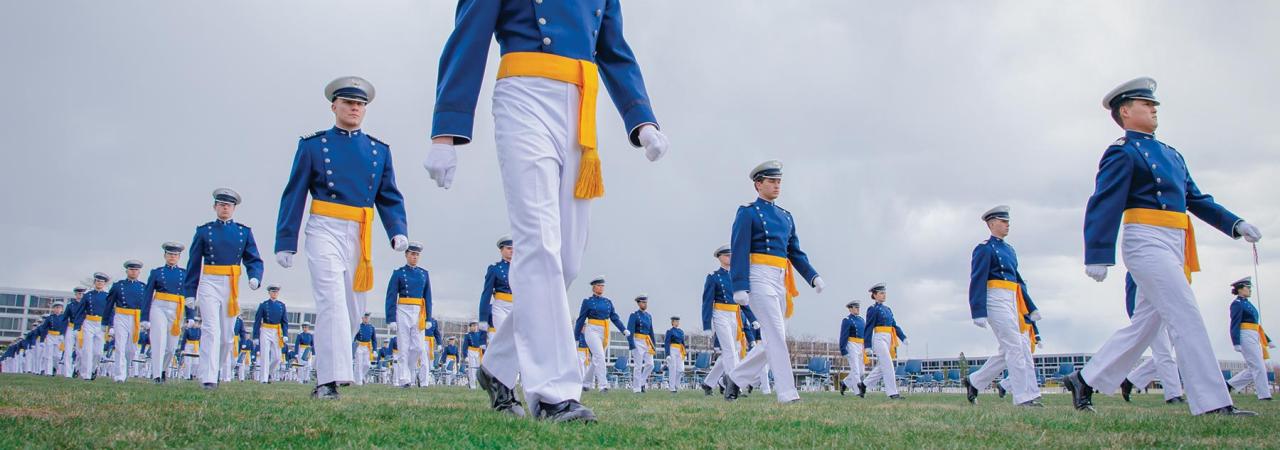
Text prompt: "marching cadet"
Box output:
[[1069, 77, 1262, 416], [295, 323, 315, 383], [79, 273, 112, 381], [701, 244, 744, 395], [838, 301, 867, 397], [136, 327, 151, 378], [862, 283, 907, 399], [41, 302, 68, 376], [575, 276, 628, 393], [439, 336, 462, 386], [100, 334, 115, 378], [61, 287, 86, 378], [275, 76, 409, 400], [224, 315, 248, 382], [106, 260, 148, 382], [423, 317, 442, 387], [253, 284, 289, 384], [378, 339, 397, 385], [479, 235, 514, 338], [426, 0, 670, 423], [385, 240, 432, 388], [237, 330, 254, 382], [1119, 273, 1185, 403], [963, 206, 1043, 407], [462, 322, 488, 389], [1227, 277, 1273, 400], [178, 319, 202, 380], [142, 242, 189, 383], [663, 316, 686, 393], [352, 313, 377, 385], [710, 300, 762, 395], [724, 161, 825, 403], [627, 295, 656, 393], [185, 188, 264, 389]]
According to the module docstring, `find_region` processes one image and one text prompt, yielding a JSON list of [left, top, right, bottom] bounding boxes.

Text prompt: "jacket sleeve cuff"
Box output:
[[624, 107, 658, 147], [431, 111, 475, 145]]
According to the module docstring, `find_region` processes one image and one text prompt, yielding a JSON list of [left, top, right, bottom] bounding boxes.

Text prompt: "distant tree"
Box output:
[[958, 352, 969, 378]]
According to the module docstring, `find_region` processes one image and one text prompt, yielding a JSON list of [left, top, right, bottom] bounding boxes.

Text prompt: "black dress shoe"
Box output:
[[1121, 378, 1134, 402], [889, 394, 904, 400], [202, 383, 217, 390], [723, 380, 741, 402], [1227, 383, 1234, 393], [311, 382, 340, 399], [962, 377, 978, 404], [1262, 397, 1273, 401], [997, 383, 1007, 398], [700, 383, 713, 396], [153, 377, 164, 384], [477, 367, 525, 418], [857, 382, 866, 398], [1166, 396, 1186, 404], [839, 381, 847, 396], [1063, 370, 1095, 412], [1204, 405, 1258, 416], [535, 400, 596, 423], [1017, 398, 1045, 407], [746, 385, 754, 395]]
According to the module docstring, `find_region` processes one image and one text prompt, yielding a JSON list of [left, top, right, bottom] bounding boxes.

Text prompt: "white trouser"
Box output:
[[421, 345, 435, 386], [967, 288, 1040, 404], [582, 324, 608, 389], [488, 298, 513, 340], [842, 342, 865, 390], [300, 352, 314, 383], [257, 328, 280, 383], [181, 342, 199, 379], [395, 306, 427, 386], [1081, 224, 1231, 415], [865, 332, 900, 396], [666, 349, 684, 391], [237, 351, 250, 381], [1126, 326, 1184, 400], [44, 335, 63, 375], [443, 357, 458, 385], [62, 328, 77, 377], [111, 315, 139, 382], [35, 340, 46, 375], [758, 361, 772, 393], [466, 348, 483, 388], [1227, 329, 1272, 399], [579, 349, 593, 388], [79, 320, 104, 380], [148, 301, 180, 379], [305, 214, 367, 386], [704, 309, 741, 387], [482, 76, 589, 408], [631, 338, 654, 392], [196, 274, 236, 384], [729, 264, 798, 402], [353, 344, 372, 385]]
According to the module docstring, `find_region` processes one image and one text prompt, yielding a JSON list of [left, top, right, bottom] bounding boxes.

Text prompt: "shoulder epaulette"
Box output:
[[300, 130, 326, 140]]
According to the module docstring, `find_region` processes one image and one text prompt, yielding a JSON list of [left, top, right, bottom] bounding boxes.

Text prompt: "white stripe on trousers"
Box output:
[[704, 309, 741, 387], [149, 300, 179, 380], [304, 214, 367, 386], [481, 76, 589, 408], [1125, 326, 1184, 400], [1081, 224, 1231, 415], [967, 287, 1040, 404], [1227, 329, 1273, 399], [196, 274, 235, 384], [729, 264, 799, 403]]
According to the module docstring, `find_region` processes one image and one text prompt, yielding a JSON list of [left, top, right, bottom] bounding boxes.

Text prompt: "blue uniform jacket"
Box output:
[[1230, 297, 1271, 346], [385, 264, 432, 325], [479, 260, 512, 327], [463, 330, 487, 350], [295, 331, 314, 358], [179, 327, 201, 352], [864, 303, 906, 341], [44, 312, 69, 334], [574, 295, 626, 340], [432, 0, 659, 146], [81, 290, 112, 322], [354, 323, 377, 344], [275, 127, 408, 254], [701, 267, 734, 331], [426, 318, 443, 348], [183, 219, 265, 294], [968, 236, 1037, 319], [730, 198, 819, 293], [253, 299, 288, 341], [627, 310, 653, 349], [838, 314, 866, 356], [106, 278, 148, 325], [663, 327, 685, 355], [439, 344, 461, 366], [63, 298, 83, 329], [1084, 130, 1242, 266], [142, 264, 188, 322]]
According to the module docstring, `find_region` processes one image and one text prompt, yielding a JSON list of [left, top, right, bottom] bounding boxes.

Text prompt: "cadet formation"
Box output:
[[0, 1, 1272, 424]]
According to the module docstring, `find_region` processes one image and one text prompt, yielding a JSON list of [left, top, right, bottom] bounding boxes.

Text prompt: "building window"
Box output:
[[0, 294, 22, 307]]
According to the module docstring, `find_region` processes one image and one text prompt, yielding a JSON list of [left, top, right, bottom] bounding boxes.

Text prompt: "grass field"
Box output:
[[1, 375, 1276, 448]]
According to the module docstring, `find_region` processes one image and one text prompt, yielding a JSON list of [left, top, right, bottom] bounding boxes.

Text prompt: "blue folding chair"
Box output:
[[609, 355, 630, 389], [904, 359, 924, 391], [693, 352, 713, 386], [806, 357, 832, 391]]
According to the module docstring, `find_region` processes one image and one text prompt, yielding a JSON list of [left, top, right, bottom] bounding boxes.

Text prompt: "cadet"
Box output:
[[838, 301, 867, 397], [575, 276, 628, 393], [1227, 277, 1273, 400], [79, 273, 112, 381], [61, 287, 86, 378], [423, 318, 442, 387], [225, 315, 247, 382], [237, 327, 254, 381], [253, 284, 288, 384], [1069, 77, 1261, 416], [479, 235, 514, 338], [142, 242, 189, 383], [462, 322, 487, 389], [863, 283, 908, 399], [352, 313, 377, 385], [275, 77, 409, 400], [178, 319, 202, 380], [439, 337, 462, 386], [701, 244, 743, 395], [41, 302, 68, 376], [295, 323, 315, 383], [627, 294, 656, 393], [1119, 273, 1185, 403], [385, 240, 432, 388], [724, 161, 825, 403], [663, 317, 686, 393], [104, 260, 147, 382]]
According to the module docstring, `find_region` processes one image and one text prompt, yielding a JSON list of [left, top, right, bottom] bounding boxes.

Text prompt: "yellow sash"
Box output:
[[310, 199, 375, 292], [202, 264, 242, 317], [231, 335, 240, 356], [874, 326, 900, 360], [261, 323, 284, 348], [669, 342, 685, 360], [749, 253, 800, 318], [848, 337, 870, 365], [76, 327, 83, 348], [587, 318, 611, 349], [494, 292, 513, 303], [498, 52, 603, 199], [115, 307, 141, 335], [468, 345, 484, 363], [357, 341, 374, 362], [86, 314, 102, 323], [425, 336, 436, 350], [987, 279, 1037, 354], [1242, 323, 1270, 359], [1123, 208, 1199, 283], [579, 347, 591, 367], [636, 334, 656, 356], [186, 340, 200, 355], [153, 291, 185, 337], [736, 326, 749, 359], [397, 297, 428, 330], [713, 303, 740, 313], [48, 330, 61, 336]]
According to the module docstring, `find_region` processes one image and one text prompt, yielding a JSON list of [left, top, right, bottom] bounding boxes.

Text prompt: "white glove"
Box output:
[[248, 278, 261, 290], [275, 251, 293, 269], [391, 235, 409, 252], [424, 321, 432, 330], [713, 347, 721, 353], [623, 330, 631, 337], [1028, 310, 1042, 322], [1086, 264, 1109, 282], [423, 143, 458, 189], [1237, 222, 1262, 243], [480, 345, 487, 350], [813, 276, 826, 294], [752, 321, 761, 330], [387, 322, 396, 330], [141, 321, 150, 331], [1235, 345, 1243, 352], [1270, 342, 1277, 349], [733, 291, 750, 306], [637, 125, 669, 162], [436, 345, 443, 352], [1037, 340, 1046, 350], [902, 339, 911, 346], [972, 318, 988, 329]]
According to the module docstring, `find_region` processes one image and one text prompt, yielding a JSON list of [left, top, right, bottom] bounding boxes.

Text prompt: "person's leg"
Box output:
[[1150, 327, 1184, 400], [1239, 330, 1271, 399], [584, 324, 608, 390], [197, 275, 228, 384], [872, 333, 899, 396], [731, 265, 796, 402]]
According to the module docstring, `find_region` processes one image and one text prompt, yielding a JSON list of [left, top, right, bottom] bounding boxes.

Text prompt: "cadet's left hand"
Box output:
[[480, 345, 487, 350], [391, 235, 408, 252], [1235, 345, 1243, 352], [387, 322, 396, 330], [141, 321, 150, 331], [436, 345, 443, 352], [248, 278, 261, 290], [623, 330, 631, 337], [1028, 310, 1042, 322], [752, 321, 761, 330], [637, 125, 669, 162], [1237, 221, 1263, 243], [813, 276, 826, 294], [424, 321, 432, 330], [1271, 342, 1277, 349], [423, 142, 458, 189], [902, 339, 911, 346]]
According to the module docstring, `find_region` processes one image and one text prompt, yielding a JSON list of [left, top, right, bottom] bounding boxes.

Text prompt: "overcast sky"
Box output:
[[2, 1, 1277, 360]]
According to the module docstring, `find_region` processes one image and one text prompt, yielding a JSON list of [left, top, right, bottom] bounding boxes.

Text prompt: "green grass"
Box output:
[[0, 375, 1277, 448]]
